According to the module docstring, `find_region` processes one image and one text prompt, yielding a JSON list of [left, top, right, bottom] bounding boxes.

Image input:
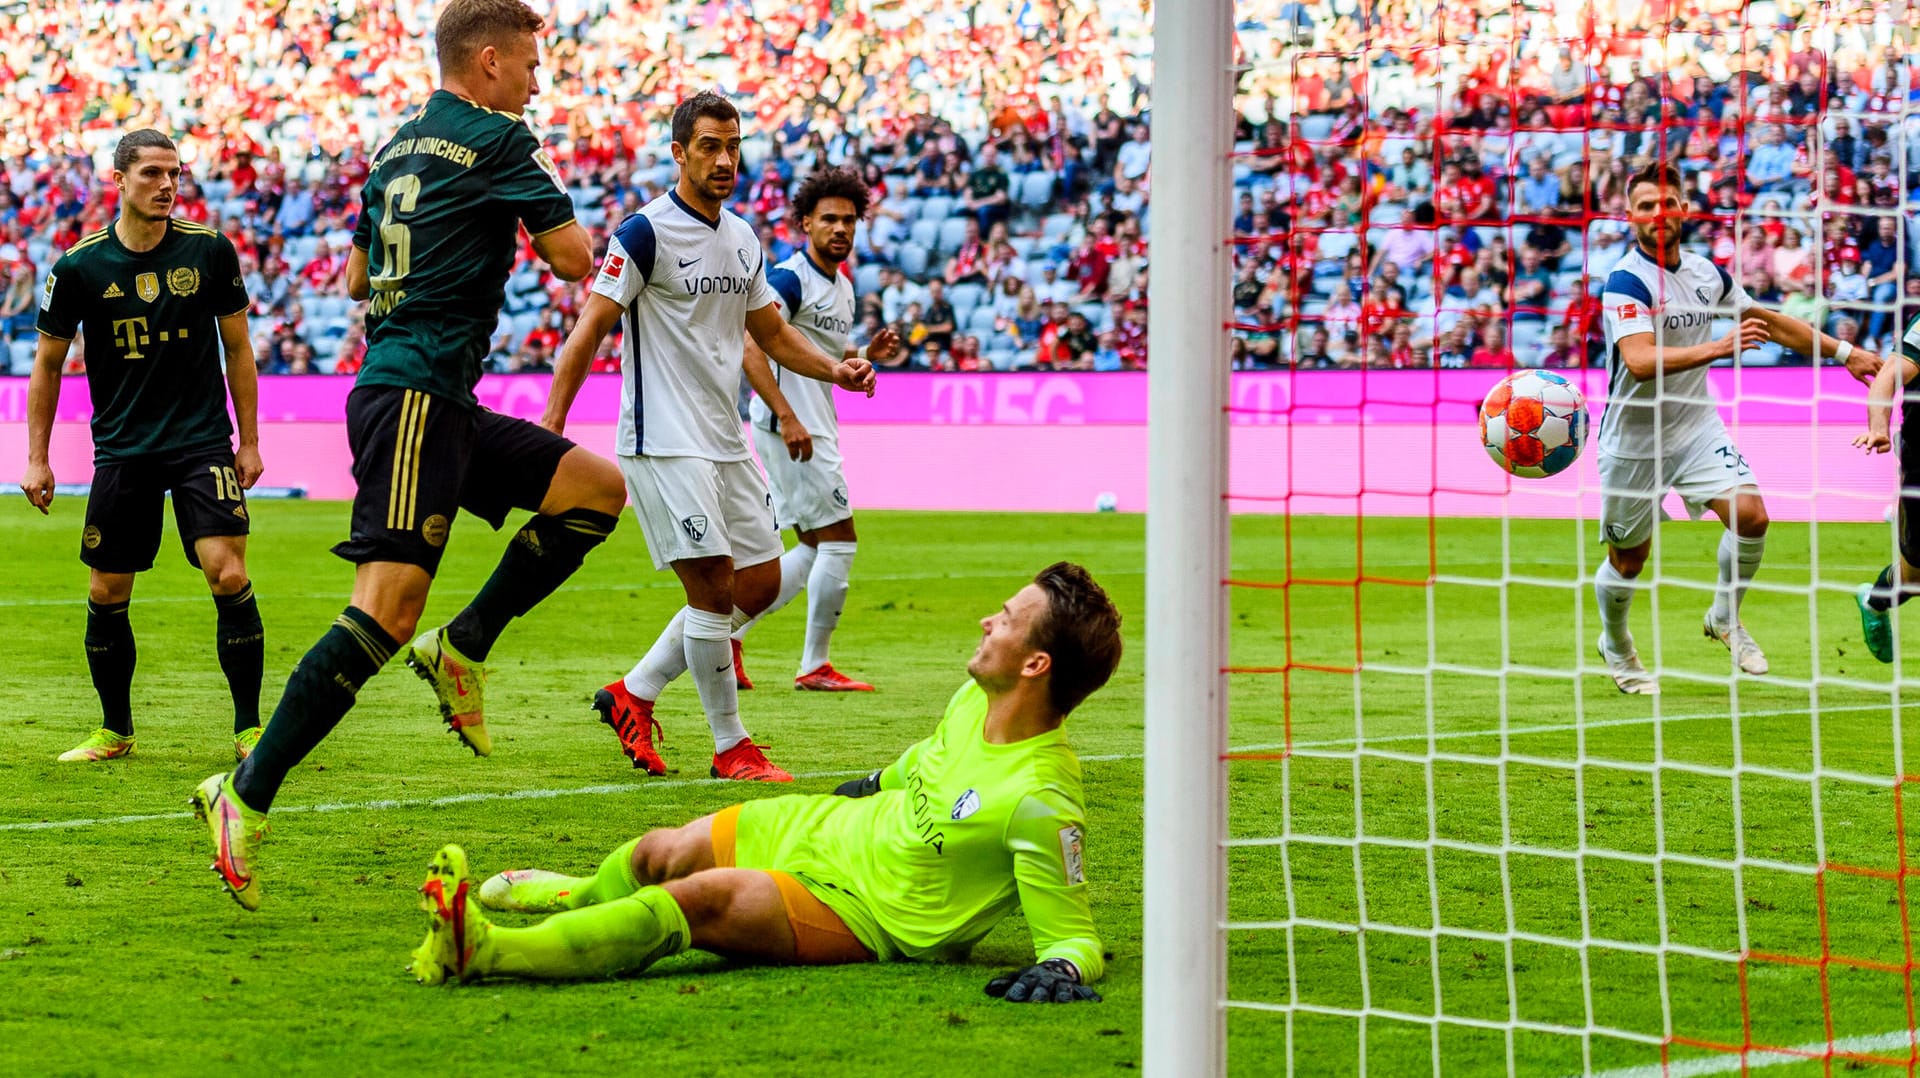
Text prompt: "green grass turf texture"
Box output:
[[2, 498, 1918, 1076]]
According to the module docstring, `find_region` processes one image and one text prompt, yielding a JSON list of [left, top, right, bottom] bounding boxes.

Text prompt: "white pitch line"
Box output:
[[6, 704, 1913, 833], [1581, 1029, 1919, 1078]]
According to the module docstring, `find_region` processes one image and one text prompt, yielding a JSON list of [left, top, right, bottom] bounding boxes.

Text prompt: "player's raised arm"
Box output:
[[746, 302, 876, 396], [1742, 302, 1881, 384], [1856, 355, 1918, 454], [19, 332, 71, 513], [544, 292, 623, 434], [742, 337, 812, 461]]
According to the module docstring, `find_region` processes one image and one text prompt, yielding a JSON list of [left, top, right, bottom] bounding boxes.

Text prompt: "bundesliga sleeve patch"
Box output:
[[41, 272, 55, 311], [1615, 303, 1638, 320], [531, 147, 565, 193], [1058, 825, 1085, 885], [601, 253, 626, 280]]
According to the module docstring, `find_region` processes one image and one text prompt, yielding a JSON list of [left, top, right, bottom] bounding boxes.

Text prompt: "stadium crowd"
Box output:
[[1, 0, 1918, 375]]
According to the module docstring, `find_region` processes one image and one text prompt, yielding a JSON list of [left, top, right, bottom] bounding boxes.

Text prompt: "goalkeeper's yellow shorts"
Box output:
[[711, 803, 875, 965]]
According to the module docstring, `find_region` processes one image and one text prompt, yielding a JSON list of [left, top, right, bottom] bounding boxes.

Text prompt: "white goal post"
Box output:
[[1142, 0, 1233, 1074]]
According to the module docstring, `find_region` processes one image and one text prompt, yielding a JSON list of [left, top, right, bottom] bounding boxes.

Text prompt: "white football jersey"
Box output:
[[1599, 243, 1753, 461], [747, 248, 855, 441], [593, 191, 779, 461]]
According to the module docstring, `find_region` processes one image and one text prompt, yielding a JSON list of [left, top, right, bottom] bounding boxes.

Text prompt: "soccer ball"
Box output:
[[1480, 370, 1588, 478]]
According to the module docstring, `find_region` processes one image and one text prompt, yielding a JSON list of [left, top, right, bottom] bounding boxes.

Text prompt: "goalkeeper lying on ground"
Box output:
[[409, 562, 1123, 1003]]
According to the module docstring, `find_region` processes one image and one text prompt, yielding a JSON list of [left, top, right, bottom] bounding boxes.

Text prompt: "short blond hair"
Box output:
[[436, 0, 543, 72]]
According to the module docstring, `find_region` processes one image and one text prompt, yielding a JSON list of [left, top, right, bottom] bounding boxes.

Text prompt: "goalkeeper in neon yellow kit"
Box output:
[[409, 562, 1122, 1002]]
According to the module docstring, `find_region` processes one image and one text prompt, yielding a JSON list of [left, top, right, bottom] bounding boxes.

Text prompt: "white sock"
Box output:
[[732, 544, 815, 641], [801, 541, 856, 675], [682, 607, 749, 753], [625, 608, 688, 700], [1595, 560, 1636, 656], [1710, 531, 1766, 628]]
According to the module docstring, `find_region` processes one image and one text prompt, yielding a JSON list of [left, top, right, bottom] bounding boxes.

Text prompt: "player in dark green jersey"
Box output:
[[191, 0, 627, 911], [21, 129, 267, 765]]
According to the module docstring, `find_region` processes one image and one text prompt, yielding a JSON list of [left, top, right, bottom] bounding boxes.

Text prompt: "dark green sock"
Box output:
[[233, 607, 396, 811], [214, 583, 265, 734], [445, 509, 617, 662], [1868, 565, 1915, 612], [85, 599, 135, 737]]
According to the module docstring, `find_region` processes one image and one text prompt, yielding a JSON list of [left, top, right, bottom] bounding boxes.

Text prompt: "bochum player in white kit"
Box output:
[[545, 92, 876, 780], [1596, 162, 1881, 694], [731, 166, 900, 694]]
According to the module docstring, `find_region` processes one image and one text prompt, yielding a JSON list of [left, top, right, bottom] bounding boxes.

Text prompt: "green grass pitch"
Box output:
[[2, 498, 1916, 1076]]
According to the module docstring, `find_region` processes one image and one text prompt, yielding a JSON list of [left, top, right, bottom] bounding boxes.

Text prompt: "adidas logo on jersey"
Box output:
[[102, 282, 124, 298]]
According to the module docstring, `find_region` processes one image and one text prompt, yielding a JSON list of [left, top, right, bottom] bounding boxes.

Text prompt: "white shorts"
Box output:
[[619, 455, 785, 572], [752, 425, 854, 532], [1598, 432, 1757, 548]]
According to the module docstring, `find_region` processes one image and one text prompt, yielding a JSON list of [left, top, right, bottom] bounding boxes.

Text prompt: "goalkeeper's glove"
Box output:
[[984, 958, 1102, 1003], [834, 770, 882, 798]]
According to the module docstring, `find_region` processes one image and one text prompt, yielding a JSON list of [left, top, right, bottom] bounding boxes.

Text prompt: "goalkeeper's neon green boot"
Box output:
[[413, 844, 490, 986], [190, 772, 267, 911], [57, 729, 134, 763], [1859, 584, 1895, 664], [404, 628, 491, 757], [478, 868, 581, 914]]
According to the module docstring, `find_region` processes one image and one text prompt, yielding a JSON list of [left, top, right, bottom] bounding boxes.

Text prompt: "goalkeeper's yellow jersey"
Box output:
[[735, 681, 1104, 981]]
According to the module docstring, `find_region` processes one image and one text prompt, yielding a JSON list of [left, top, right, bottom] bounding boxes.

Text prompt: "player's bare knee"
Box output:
[[634, 824, 709, 882], [88, 573, 134, 605], [575, 451, 627, 516], [204, 559, 249, 597], [1609, 547, 1648, 578], [1736, 506, 1770, 538], [733, 562, 780, 615]]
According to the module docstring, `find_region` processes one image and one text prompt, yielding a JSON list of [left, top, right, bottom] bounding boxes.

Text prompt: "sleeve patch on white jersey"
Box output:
[[601, 253, 625, 281], [1616, 303, 1638, 320], [1058, 825, 1085, 885]]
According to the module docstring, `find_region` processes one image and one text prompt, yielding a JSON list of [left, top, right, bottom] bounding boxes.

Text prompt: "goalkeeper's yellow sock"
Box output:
[[565, 837, 644, 908], [479, 885, 691, 980]]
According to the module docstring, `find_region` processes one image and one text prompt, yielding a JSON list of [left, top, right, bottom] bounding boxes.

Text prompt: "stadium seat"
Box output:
[[1009, 236, 1037, 259], [8, 338, 34, 375], [908, 219, 942, 252], [1041, 214, 1076, 244], [1297, 114, 1337, 143], [1369, 204, 1404, 226], [967, 306, 999, 334], [949, 282, 986, 315], [1318, 231, 1359, 262], [986, 349, 1017, 371], [854, 262, 881, 295], [937, 217, 971, 255], [1017, 172, 1055, 209], [920, 195, 955, 220], [1509, 321, 1548, 365], [897, 243, 930, 279]]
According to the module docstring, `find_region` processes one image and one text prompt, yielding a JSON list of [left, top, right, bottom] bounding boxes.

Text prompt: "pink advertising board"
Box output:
[[0, 369, 1900, 521]]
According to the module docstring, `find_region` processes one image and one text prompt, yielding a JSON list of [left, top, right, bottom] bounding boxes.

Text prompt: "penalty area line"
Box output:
[[5, 702, 1913, 833]]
